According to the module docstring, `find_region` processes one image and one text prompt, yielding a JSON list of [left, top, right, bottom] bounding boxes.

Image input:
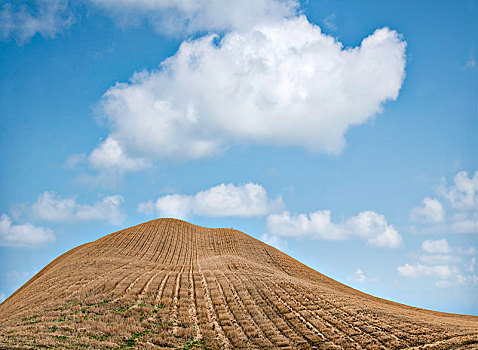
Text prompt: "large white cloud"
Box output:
[[139, 182, 283, 219], [0, 214, 54, 247], [88, 16, 406, 167], [0, 0, 73, 45], [32, 191, 125, 225], [90, 0, 299, 34], [266, 209, 402, 248]]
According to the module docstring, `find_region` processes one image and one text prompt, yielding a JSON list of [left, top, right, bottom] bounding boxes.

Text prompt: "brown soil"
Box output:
[[0, 218, 477, 349]]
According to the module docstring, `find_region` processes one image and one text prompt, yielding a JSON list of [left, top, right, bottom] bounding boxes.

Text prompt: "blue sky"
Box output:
[[0, 0, 477, 315]]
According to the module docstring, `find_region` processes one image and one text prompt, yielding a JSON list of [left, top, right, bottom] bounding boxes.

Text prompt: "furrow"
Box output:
[[196, 260, 232, 349], [217, 272, 275, 349], [188, 266, 202, 341], [171, 267, 185, 335], [294, 284, 409, 347], [232, 271, 308, 348], [265, 277, 365, 349], [245, 273, 335, 348]]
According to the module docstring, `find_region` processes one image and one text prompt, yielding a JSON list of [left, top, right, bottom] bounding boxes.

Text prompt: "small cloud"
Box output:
[[31, 191, 126, 225], [322, 12, 337, 32], [90, 0, 299, 35], [139, 183, 283, 219], [88, 137, 151, 173], [411, 170, 478, 235], [411, 197, 445, 224], [456, 274, 478, 288], [421, 239, 450, 254], [0, 214, 54, 247], [398, 238, 478, 289], [348, 268, 378, 283], [0, 0, 74, 45], [440, 171, 478, 211], [443, 171, 478, 234], [397, 263, 457, 280], [450, 217, 478, 234], [63, 153, 87, 169], [0, 292, 6, 303], [66, 138, 151, 188]]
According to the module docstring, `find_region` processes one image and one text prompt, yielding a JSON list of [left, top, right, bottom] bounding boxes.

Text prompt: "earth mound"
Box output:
[[0, 218, 477, 349]]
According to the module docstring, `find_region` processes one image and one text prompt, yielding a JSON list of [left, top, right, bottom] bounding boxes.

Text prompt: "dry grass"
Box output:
[[0, 218, 477, 349]]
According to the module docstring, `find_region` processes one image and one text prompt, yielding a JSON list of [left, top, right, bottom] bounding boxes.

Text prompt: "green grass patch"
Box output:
[[25, 320, 41, 325], [22, 315, 38, 322], [119, 330, 151, 348], [179, 336, 206, 350]]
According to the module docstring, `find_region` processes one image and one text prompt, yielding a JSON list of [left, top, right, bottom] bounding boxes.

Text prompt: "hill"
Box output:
[[0, 218, 477, 349]]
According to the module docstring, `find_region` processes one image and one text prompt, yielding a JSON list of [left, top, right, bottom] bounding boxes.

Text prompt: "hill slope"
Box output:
[[0, 218, 477, 349]]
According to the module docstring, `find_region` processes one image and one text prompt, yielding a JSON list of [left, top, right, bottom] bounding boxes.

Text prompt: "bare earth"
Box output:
[[0, 218, 477, 349]]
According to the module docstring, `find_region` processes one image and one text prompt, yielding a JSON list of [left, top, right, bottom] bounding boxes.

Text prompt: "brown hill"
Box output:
[[0, 218, 477, 349]]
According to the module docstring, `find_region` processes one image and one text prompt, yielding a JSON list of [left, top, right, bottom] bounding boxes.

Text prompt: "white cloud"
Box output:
[[456, 274, 478, 288], [0, 214, 54, 247], [0, 292, 5, 303], [260, 233, 288, 252], [139, 182, 283, 219], [90, 16, 406, 166], [32, 191, 125, 225], [0, 0, 73, 45], [266, 209, 402, 248], [66, 138, 151, 176], [442, 171, 478, 234], [421, 239, 450, 254], [88, 137, 151, 172], [411, 197, 444, 223], [411, 170, 478, 234], [450, 215, 478, 234], [322, 13, 337, 32], [90, 0, 299, 35], [63, 152, 87, 169], [397, 263, 456, 280], [398, 238, 478, 288], [348, 268, 378, 283], [441, 171, 478, 211]]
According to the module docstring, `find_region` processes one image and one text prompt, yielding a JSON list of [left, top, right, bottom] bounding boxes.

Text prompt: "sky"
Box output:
[[0, 0, 477, 315]]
